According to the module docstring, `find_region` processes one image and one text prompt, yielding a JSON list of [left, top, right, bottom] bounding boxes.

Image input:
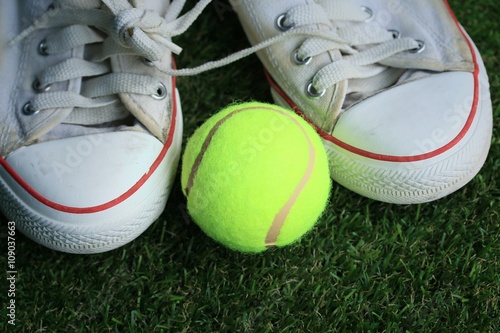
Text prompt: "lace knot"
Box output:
[[114, 8, 149, 42], [114, 7, 182, 59]]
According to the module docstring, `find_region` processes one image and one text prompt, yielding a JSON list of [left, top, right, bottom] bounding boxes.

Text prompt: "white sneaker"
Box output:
[[230, 0, 493, 204], [0, 0, 210, 253]]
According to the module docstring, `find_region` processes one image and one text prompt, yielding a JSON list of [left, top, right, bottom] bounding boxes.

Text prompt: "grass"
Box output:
[[1, 0, 499, 332]]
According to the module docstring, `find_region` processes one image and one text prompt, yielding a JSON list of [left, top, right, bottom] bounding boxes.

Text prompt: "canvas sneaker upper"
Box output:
[[2, 0, 211, 153], [0, 0, 211, 253], [226, 0, 493, 203]]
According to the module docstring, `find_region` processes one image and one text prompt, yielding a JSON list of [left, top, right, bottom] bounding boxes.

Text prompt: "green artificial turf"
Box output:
[[1, 1, 499, 332]]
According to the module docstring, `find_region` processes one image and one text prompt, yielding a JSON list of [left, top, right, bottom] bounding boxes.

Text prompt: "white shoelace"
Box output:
[[12, 0, 420, 122], [164, 1, 420, 98], [11, 0, 211, 121]]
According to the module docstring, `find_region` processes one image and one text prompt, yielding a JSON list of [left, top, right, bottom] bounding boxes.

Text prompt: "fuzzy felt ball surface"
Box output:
[[181, 102, 331, 252]]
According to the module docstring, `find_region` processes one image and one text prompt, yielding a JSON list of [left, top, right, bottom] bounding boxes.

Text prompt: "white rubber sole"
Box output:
[[0, 89, 183, 253]]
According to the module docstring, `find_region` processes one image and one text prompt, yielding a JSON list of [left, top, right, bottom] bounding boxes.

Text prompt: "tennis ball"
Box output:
[[181, 102, 331, 253]]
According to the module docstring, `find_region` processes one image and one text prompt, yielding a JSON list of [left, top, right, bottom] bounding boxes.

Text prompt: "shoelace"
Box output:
[[12, 0, 421, 121], [164, 1, 421, 99], [11, 0, 211, 122]]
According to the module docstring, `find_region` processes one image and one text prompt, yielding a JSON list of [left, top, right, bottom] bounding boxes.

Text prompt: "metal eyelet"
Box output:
[[22, 102, 40, 116], [276, 13, 294, 31], [38, 39, 49, 56], [360, 6, 374, 22], [292, 50, 312, 65], [306, 82, 326, 99], [32, 79, 51, 93], [409, 40, 426, 53], [151, 82, 167, 100], [142, 58, 154, 67], [388, 29, 400, 39]]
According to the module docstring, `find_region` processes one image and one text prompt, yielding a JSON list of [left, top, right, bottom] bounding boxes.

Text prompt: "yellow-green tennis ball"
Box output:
[[181, 102, 331, 253]]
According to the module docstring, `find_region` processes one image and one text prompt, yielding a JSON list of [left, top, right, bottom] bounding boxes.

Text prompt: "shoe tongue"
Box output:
[[109, 0, 173, 142], [68, 0, 172, 142], [32, 0, 173, 144], [111, 54, 173, 142]]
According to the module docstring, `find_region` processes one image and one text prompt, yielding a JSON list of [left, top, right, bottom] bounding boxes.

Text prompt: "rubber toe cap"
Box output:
[[5, 131, 164, 209], [333, 71, 479, 160]]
